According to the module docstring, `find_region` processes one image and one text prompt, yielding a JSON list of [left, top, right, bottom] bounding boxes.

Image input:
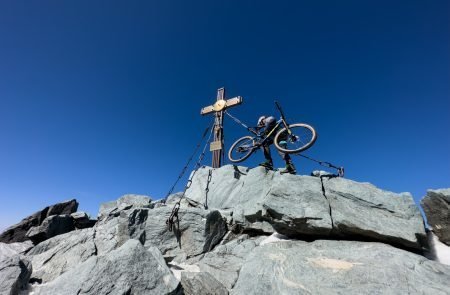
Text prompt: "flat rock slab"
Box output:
[[0, 255, 32, 295], [32, 239, 180, 295], [185, 165, 426, 249], [232, 240, 450, 295], [421, 188, 450, 245], [323, 177, 426, 249]]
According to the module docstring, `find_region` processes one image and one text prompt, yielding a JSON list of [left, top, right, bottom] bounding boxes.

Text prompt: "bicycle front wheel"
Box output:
[[274, 123, 317, 154], [228, 136, 256, 163]]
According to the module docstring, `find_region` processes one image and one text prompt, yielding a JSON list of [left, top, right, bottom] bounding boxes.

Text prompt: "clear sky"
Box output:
[[1, 1, 449, 231]]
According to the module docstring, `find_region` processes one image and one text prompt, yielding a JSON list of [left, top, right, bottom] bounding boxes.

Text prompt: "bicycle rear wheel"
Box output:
[[274, 123, 317, 154], [228, 136, 256, 163]]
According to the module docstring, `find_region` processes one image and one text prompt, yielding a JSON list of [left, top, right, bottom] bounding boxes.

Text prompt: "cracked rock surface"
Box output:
[[185, 165, 427, 250], [1, 166, 448, 294]]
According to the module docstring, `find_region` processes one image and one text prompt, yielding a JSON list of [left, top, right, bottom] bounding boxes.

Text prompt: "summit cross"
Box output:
[[200, 87, 243, 168]]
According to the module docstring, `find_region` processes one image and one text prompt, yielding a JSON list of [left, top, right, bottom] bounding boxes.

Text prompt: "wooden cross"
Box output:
[[200, 87, 243, 168]]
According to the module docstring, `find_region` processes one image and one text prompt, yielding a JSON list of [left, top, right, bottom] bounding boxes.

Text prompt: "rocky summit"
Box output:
[[0, 165, 449, 295]]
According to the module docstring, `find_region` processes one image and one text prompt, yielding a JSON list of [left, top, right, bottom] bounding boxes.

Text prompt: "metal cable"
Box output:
[[163, 118, 215, 202], [224, 110, 250, 130], [166, 120, 215, 231]]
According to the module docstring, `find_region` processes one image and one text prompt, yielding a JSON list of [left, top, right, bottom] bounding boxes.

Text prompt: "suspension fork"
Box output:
[[281, 117, 292, 135]]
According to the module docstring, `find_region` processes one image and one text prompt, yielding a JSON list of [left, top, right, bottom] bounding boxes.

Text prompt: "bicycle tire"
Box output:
[[274, 123, 317, 154], [228, 136, 256, 163]]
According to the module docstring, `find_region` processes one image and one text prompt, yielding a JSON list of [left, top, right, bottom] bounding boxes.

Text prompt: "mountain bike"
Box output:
[[228, 101, 317, 163]]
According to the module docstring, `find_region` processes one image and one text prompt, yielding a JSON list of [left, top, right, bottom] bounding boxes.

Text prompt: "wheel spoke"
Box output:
[[228, 136, 255, 162]]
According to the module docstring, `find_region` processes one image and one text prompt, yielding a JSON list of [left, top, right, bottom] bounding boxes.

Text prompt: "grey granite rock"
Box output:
[[27, 228, 96, 283], [0, 255, 32, 295], [71, 212, 97, 229], [232, 240, 450, 295], [185, 165, 426, 249], [94, 195, 226, 261], [98, 194, 152, 220], [94, 196, 155, 255], [190, 235, 266, 290], [26, 214, 75, 244], [0, 199, 78, 243], [32, 239, 180, 295], [322, 177, 427, 249], [262, 173, 332, 237], [136, 207, 220, 261], [94, 209, 133, 255], [421, 188, 450, 245], [0, 241, 33, 261], [181, 272, 228, 295], [203, 210, 228, 252]]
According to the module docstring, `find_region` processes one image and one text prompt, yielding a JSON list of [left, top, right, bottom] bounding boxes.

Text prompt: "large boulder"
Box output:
[[94, 194, 227, 260], [232, 240, 450, 295], [27, 228, 96, 283], [0, 199, 78, 243], [261, 173, 332, 237], [32, 239, 181, 295], [132, 206, 227, 261], [71, 212, 97, 229], [94, 195, 153, 255], [421, 189, 450, 245], [0, 255, 32, 295], [97, 194, 153, 220], [322, 177, 426, 249], [185, 165, 427, 250], [26, 214, 75, 244]]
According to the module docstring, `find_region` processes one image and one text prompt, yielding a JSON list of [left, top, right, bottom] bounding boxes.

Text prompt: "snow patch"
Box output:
[[426, 231, 450, 265], [169, 261, 201, 281], [260, 232, 291, 245]]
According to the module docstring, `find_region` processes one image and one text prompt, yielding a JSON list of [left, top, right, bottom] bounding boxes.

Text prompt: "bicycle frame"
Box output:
[[229, 101, 317, 162], [249, 118, 289, 149]]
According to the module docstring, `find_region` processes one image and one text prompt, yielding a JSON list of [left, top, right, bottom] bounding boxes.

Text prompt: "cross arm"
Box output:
[[200, 96, 243, 115]]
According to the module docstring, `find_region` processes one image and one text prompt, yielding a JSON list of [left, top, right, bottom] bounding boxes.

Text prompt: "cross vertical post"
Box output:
[[200, 87, 243, 168], [213, 88, 225, 168]]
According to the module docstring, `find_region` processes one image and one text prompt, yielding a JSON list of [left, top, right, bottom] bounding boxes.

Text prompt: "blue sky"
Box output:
[[0, 1, 449, 231]]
